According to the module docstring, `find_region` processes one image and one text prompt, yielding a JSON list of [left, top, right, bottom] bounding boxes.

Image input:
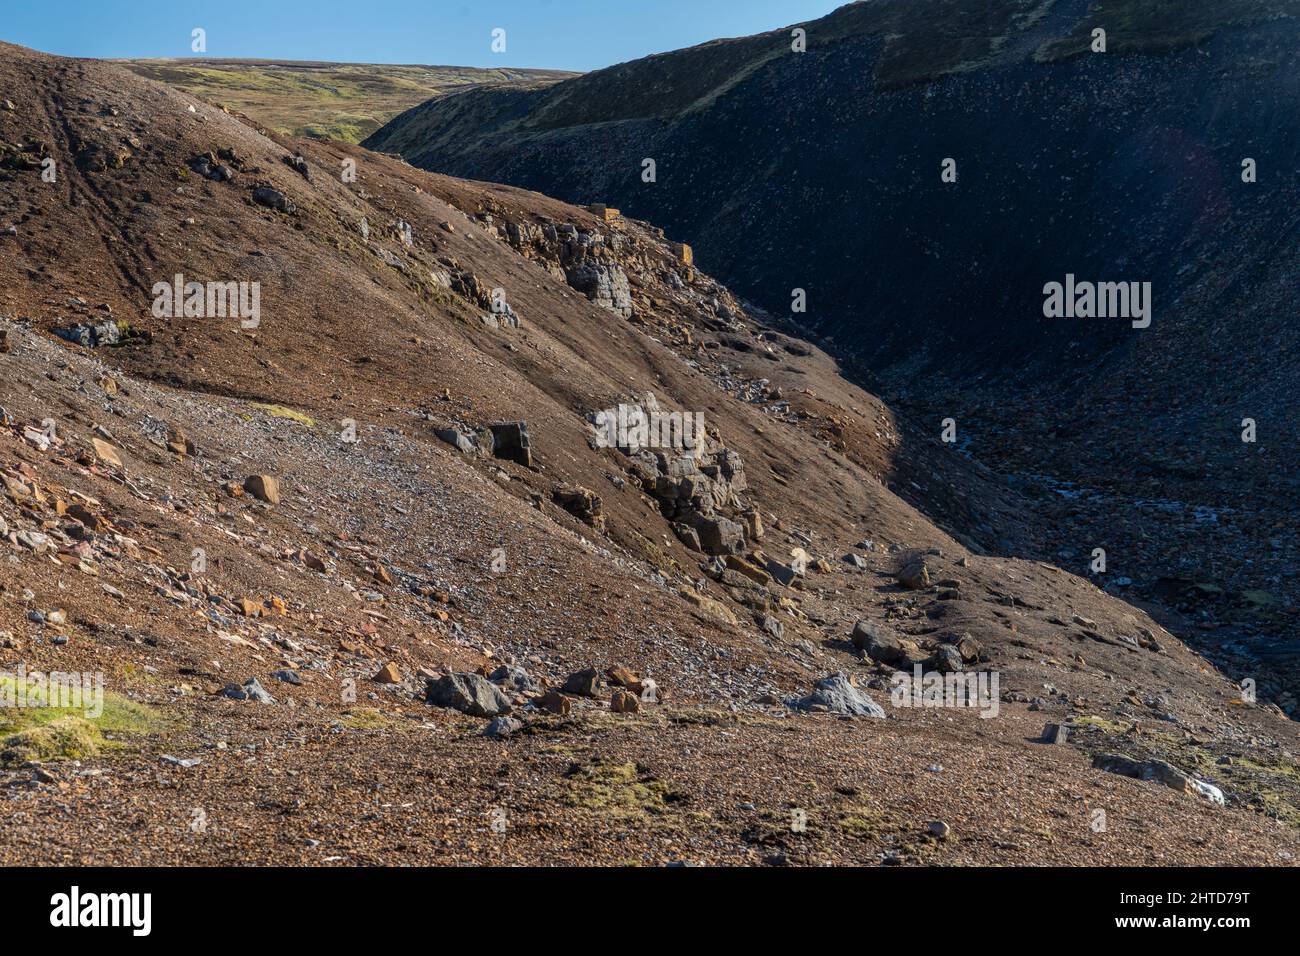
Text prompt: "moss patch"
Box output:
[[250, 403, 317, 428], [563, 759, 680, 823], [0, 676, 171, 766], [336, 707, 398, 730]]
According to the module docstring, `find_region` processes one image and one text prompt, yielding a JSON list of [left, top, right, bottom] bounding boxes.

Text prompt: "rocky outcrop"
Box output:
[[488, 421, 531, 468], [566, 262, 632, 318], [553, 484, 605, 532], [426, 673, 514, 717]]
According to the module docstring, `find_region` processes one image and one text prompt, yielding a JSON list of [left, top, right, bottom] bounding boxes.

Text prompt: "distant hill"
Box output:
[[120, 58, 575, 143]]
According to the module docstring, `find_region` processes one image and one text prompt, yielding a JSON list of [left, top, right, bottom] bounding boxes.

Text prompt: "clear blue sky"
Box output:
[[3, 0, 845, 72]]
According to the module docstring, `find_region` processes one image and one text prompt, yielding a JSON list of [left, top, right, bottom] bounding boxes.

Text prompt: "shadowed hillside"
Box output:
[[366, 0, 1300, 711]]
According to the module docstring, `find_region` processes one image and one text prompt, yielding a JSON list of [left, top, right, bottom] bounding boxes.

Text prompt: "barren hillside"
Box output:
[[1, 41, 1298, 865]]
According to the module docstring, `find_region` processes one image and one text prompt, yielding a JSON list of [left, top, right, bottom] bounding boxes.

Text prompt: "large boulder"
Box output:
[[553, 484, 605, 531], [489, 421, 532, 467], [851, 621, 910, 666], [1092, 754, 1205, 799], [54, 321, 120, 348], [426, 673, 514, 717], [896, 556, 932, 590], [694, 516, 746, 555], [930, 644, 965, 674], [489, 664, 541, 695], [946, 632, 984, 664], [561, 667, 602, 698], [252, 186, 296, 214], [434, 427, 476, 454], [788, 673, 885, 718], [243, 474, 281, 504]]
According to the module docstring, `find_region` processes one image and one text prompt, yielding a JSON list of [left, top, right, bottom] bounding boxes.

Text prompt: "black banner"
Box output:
[[8, 867, 1275, 940]]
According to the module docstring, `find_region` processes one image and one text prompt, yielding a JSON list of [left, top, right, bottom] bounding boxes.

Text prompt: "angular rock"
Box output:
[[426, 672, 514, 717], [66, 503, 106, 532], [694, 515, 745, 556], [851, 620, 907, 666], [897, 556, 932, 590], [435, 427, 475, 454], [930, 644, 964, 674], [489, 664, 541, 695], [672, 523, 702, 552], [54, 320, 120, 349], [16, 530, 51, 552], [605, 665, 638, 688], [788, 673, 886, 718], [252, 186, 296, 214], [553, 484, 605, 531], [91, 438, 122, 468], [561, 667, 601, 698], [534, 690, 571, 715], [484, 715, 524, 738], [726, 555, 771, 586], [611, 689, 640, 713], [488, 421, 531, 467], [1041, 722, 1069, 745], [765, 559, 798, 587], [567, 262, 633, 317], [243, 474, 281, 504], [221, 678, 276, 704], [1092, 754, 1193, 795], [372, 662, 402, 684], [948, 633, 984, 664], [629, 678, 659, 703]]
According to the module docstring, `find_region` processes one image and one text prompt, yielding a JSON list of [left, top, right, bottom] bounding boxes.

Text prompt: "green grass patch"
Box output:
[[250, 403, 317, 428], [118, 60, 574, 143], [0, 675, 172, 766]]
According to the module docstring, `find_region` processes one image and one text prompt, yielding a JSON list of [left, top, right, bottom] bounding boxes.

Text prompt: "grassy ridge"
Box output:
[[120, 59, 575, 143], [1036, 0, 1300, 60]]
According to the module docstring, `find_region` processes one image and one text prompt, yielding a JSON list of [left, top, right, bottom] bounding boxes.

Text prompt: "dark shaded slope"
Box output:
[[366, 0, 1300, 693]]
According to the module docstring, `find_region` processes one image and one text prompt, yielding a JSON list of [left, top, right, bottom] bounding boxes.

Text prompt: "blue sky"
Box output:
[[3, 0, 845, 72]]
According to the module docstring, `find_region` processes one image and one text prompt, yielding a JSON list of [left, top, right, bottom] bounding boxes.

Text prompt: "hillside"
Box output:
[[120, 59, 574, 143], [2, 40, 1299, 865], [366, 0, 1300, 715]]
